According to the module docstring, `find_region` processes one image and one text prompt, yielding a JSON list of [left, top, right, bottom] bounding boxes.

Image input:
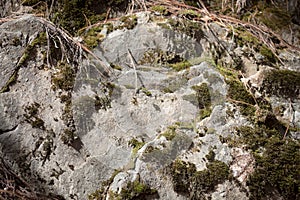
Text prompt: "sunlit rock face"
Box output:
[[0, 5, 299, 199]]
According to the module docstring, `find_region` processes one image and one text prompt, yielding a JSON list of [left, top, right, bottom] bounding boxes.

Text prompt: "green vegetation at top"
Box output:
[[22, 0, 129, 35]]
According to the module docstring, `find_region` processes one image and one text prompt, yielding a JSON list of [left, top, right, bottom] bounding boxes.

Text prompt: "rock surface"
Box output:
[[0, 3, 299, 200]]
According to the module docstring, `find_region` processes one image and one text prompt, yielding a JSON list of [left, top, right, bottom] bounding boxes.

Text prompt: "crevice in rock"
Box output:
[[0, 124, 18, 135]]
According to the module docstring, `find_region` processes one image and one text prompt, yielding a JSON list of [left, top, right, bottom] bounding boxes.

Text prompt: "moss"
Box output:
[[88, 169, 122, 199], [51, 62, 76, 91], [140, 87, 152, 96], [60, 128, 75, 144], [110, 63, 122, 71], [95, 95, 111, 111], [21, 0, 41, 6], [0, 69, 19, 93], [235, 29, 259, 47], [262, 69, 300, 99], [82, 23, 113, 49], [1, 32, 48, 93], [118, 15, 138, 30], [159, 126, 177, 140], [192, 83, 211, 109], [119, 180, 158, 200], [233, 28, 277, 65], [226, 78, 256, 116], [183, 0, 199, 8], [23, 102, 45, 130], [170, 159, 230, 198], [151, 5, 170, 16], [259, 45, 277, 64], [235, 125, 300, 199], [49, 0, 128, 34], [139, 49, 192, 71], [205, 150, 216, 162], [168, 60, 192, 71], [180, 9, 201, 19], [128, 138, 145, 155], [192, 83, 212, 119], [257, 6, 291, 31], [85, 35, 102, 48]]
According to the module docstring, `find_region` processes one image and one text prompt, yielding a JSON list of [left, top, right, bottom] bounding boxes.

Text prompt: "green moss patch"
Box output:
[[119, 180, 158, 200], [235, 125, 300, 200], [139, 49, 191, 71], [23, 102, 45, 130], [262, 69, 300, 99], [233, 28, 278, 65], [118, 15, 138, 30], [170, 159, 230, 198], [151, 5, 170, 16], [257, 6, 291, 31], [51, 62, 76, 91], [128, 138, 145, 155], [163, 18, 204, 42], [159, 126, 177, 140], [192, 83, 212, 119], [226, 77, 256, 117]]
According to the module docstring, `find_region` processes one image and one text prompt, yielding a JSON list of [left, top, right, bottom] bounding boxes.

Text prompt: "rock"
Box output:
[[0, 8, 299, 200]]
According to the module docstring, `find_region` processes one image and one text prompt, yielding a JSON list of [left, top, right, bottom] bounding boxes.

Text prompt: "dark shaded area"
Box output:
[[169, 159, 230, 199], [262, 69, 300, 100], [22, 0, 129, 34], [235, 125, 300, 200]]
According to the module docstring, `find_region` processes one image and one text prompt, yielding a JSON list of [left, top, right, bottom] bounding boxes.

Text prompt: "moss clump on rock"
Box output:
[[170, 159, 230, 198], [159, 126, 177, 140], [51, 62, 76, 91], [262, 69, 300, 99], [166, 18, 204, 42], [233, 28, 278, 65], [118, 14, 138, 30], [119, 180, 158, 200], [23, 102, 45, 130], [226, 77, 256, 117], [139, 49, 191, 71], [151, 5, 170, 16], [235, 125, 300, 200], [128, 138, 145, 155], [192, 83, 212, 119]]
